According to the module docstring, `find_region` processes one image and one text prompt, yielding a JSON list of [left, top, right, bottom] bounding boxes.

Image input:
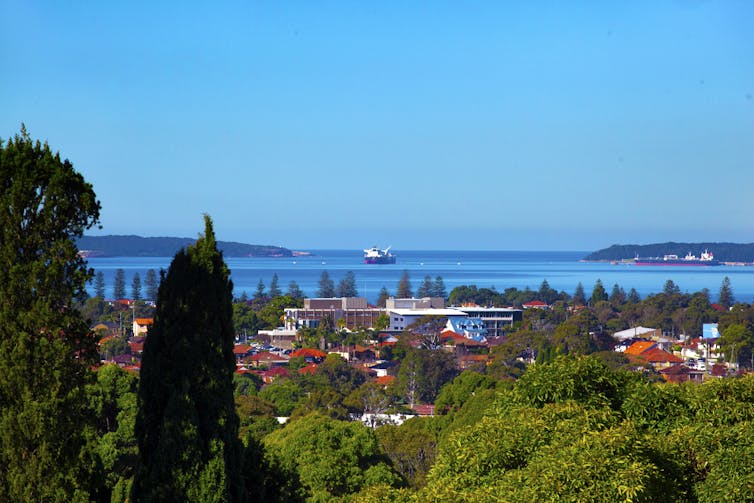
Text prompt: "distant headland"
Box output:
[[584, 242, 754, 264], [76, 235, 308, 258]]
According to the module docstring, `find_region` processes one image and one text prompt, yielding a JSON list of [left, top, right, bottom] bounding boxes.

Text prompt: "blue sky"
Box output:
[[2, 1, 753, 250]]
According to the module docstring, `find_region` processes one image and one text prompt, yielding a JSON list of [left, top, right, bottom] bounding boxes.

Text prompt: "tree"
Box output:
[[589, 279, 608, 305], [397, 270, 413, 298], [144, 268, 159, 301], [269, 273, 282, 298], [719, 323, 754, 368], [719, 276, 734, 310], [0, 127, 102, 500], [627, 287, 641, 304], [573, 282, 586, 306], [417, 276, 433, 298], [609, 283, 625, 306], [131, 272, 142, 301], [114, 268, 126, 299], [94, 270, 106, 299], [662, 279, 681, 296], [254, 278, 266, 301], [377, 286, 390, 308], [432, 276, 447, 299], [286, 280, 304, 299], [133, 216, 243, 502], [336, 271, 358, 298], [317, 271, 335, 298]]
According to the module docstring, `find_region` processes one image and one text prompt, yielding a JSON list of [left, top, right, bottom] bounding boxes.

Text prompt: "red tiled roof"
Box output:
[[290, 348, 327, 359], [233, 344, 252, 355], [523, 300, 548, 307], [250, 351, 289, 362], [298, 363, 319, 375], [639, 348, 684, 364], [129, 341, 144, 353], [624, 341, 657, 356], [134, 318, 154, 326], [411, 404, 435, 416], [261, 367, 289, 378], [375, 375, 395, 386]]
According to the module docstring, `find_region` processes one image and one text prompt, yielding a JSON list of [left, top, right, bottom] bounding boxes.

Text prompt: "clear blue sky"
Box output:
[[2, 1, 753, 250]]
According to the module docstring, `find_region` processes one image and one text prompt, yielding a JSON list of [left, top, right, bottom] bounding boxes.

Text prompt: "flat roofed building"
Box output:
[[385, 297, 445, 310], [285, 297, 382, 331], [453, 306, 522, 337], [387, 308, 468, 332]]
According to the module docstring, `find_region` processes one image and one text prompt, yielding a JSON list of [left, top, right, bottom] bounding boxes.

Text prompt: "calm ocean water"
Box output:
[[86, 250, 754, 305]]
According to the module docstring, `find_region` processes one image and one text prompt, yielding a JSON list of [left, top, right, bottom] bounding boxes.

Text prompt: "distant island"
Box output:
[[584, 242, 754, 263], [76, 235, 303, 258]]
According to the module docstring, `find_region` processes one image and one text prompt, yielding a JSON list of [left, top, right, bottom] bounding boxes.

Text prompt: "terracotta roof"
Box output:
[[250, 351, 289, 363], [523, 300, 548, 307], [233, 344, 252, 355], [260, 367, 289, 378], [375, 375, 395, 386], [290, 348, 327, 359], [129, 341, 144, 353], [134, 318, 154, 326], [411, 404, 435, 416], [298, 363, 319, 375], [639, 348, 684, 364], [624, 341, 657, 356]]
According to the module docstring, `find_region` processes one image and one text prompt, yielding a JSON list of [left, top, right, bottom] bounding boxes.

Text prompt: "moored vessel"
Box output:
[[364, 246, 396, 264], [634, 250, 720, 266]]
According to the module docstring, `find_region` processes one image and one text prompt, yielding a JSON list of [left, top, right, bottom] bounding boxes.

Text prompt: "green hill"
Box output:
[[76, 235, 293, 258], [584, 242, 754, 262]]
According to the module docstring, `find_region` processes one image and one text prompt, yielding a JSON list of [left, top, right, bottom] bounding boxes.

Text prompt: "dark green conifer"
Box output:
[[0, 127, 101, 500], [133, 215, 243, 502]]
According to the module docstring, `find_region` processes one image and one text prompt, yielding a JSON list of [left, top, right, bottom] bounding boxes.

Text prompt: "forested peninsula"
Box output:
[[77, 235, 294, 258], [584, 242, 754, 262]]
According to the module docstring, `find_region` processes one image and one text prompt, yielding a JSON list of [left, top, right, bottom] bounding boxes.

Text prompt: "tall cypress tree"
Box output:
[[133, 215, 243, 502], [0, 127, 101, 500]]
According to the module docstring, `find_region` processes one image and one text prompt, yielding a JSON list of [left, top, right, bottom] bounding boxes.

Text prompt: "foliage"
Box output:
[[114, 268, 126, 299], [396, 270, 413, 298], [263, 413, 402, 501], [393, 348, 458, 406], [0, 127, 101, 501], [287, 280, 305, 299], [376, 286, 390, 307], [131, 271, 142, 300], [377, 418, 437, 488], [269, 273, 282, 298], [144, 268, 159, 301], [133, 216, 243, 502], [95, 270, 106, 299], [719, 276, 734, 310], [317, 271, 335, 298], [336, 270, 359, 298]]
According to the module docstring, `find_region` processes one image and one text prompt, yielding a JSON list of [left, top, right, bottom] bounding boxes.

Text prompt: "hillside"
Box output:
[[76, 235, 294, 258], [584, 242, 754, 262]]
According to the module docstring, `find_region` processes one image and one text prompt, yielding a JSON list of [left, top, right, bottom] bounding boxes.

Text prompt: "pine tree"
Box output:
[[317, 271, 335, 298], [627, 288, 641, 304], [95, 270, 106, 299], [397, 270, 413, 298], [286, 280, 304, 299], [269, 273, 282, 298], [114, 268, 126, 299], [336, 271, 358, 298], [133, 215, 243, 502], [589, 279, 608, 305], [417, 276, 433, 298], [719, 276, 734, 310], [131, 272, 142, 300], [377, 286, 390, 308], [254, 279, 266, 301], [432, 276, 447, 299], [145, 268, 159, 300], [573, 282, 586, 306], [0, 127, 101, 500]]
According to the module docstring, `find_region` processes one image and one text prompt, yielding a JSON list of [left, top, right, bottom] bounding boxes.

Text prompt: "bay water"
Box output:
[[86, 250, 754, 305]]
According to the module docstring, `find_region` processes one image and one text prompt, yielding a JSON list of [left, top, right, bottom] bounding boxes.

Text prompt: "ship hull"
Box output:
[[364, 257, 396, 264], [634, 260, 721, 266]]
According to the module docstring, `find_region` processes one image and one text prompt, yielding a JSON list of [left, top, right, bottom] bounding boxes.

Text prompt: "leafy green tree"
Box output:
[[114, 268, 126, 299], [131, 272, 142, 301], [377, 418, 437, 488], [144, 268, 159, 301], [0, 126, 102, 501], [95, 270, 106, 299], [263, 413, 401, 501], [417, 276, 433, 298], [396, 270, 413, 298], [101, 336, 130, 360], [269, 273, 282, 298], [720, 323, 754, 368], [257, 295, 302, 330], [573, 282, 586, 306], [376, 286, 390, 307], [286, 280, 304, 299], [259, 379, 306, 416], [719, 276, 734, 310], [233, 300, 260, 339], [91, 364, 139, 501], [133, 216, 243, 502], [317, 271, 335, 297], [589, 279, 608, 305], [336, 270, 358, 298]]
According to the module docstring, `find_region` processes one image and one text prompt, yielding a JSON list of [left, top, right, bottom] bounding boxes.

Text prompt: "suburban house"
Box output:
[[132, 317, 154, 337]]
